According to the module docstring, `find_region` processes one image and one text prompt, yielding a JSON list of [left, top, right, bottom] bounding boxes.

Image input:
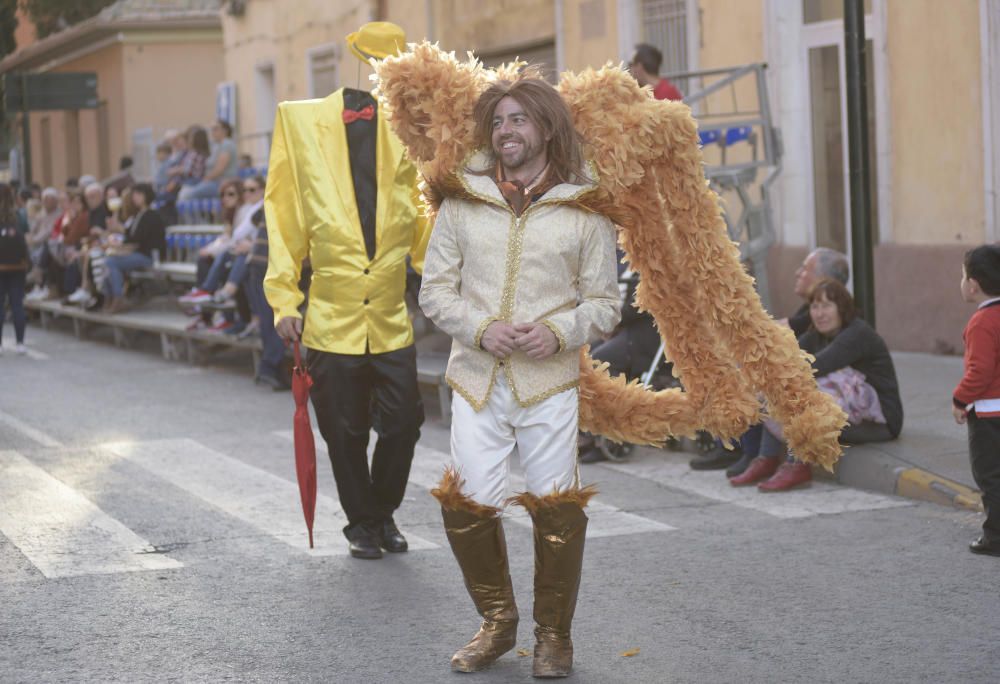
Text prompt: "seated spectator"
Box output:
[[578, 254, 661, 463], [245, 208, 289, 389], [68, 186, 131, 308], [158, 126, 208, 205], [153, 141, 174, 195], [178, 176, 264, 315], [178, 120, 238, 200], [25, 187, 61, 293], [61, 183, 111, 299], [28, 193, 89, 300], [0, 184, 29, 354], [238, 153, 253, 171], [782, 247, 851, 337], [722, 247, 851, 477], [86, 182, 111, 230], [729, 279, 903, 492], [101, 184, 165, 314]]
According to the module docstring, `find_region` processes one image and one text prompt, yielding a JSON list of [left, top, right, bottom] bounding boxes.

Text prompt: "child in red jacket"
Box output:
[[954, 244, 1000, 556]]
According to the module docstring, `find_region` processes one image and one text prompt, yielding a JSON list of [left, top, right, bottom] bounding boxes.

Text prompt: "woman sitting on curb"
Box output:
[[730, 278, 903, 491]]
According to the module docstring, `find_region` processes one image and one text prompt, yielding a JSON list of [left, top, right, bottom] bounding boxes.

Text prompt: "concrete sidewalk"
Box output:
[[823, 351, 982, 511]]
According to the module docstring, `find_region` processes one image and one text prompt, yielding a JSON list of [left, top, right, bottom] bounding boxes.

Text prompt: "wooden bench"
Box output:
[[25, 297, 263, 372], [130, 224, 224, 287], [26, 296, 454, 421]]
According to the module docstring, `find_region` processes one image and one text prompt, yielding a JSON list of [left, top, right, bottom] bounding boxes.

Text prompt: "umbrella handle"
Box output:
[[293, 339, 304, 371]]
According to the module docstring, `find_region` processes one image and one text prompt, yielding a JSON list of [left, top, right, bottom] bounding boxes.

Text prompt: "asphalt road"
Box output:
[[1, 327, 997, 683]]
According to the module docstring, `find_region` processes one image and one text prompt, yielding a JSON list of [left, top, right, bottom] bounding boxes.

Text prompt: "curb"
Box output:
[[894, 467, 983, 511], [826, 446, 983, 512]]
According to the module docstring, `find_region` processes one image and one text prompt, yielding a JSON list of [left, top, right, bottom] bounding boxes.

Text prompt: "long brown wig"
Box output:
[[218, 178, 244, 232], [471, 67, 587, 185]]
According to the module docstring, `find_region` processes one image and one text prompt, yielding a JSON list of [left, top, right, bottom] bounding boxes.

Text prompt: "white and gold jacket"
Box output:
[[419, 157, 621, 410]]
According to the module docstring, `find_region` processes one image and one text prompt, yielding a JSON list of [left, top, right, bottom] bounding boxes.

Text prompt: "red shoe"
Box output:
[[757, 463, 812, 492], [209, 320, 233, 333], [728, 456, 781, 486]]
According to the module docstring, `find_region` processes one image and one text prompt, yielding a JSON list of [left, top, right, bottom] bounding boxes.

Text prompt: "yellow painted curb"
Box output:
[[896, 468, 983, 512]]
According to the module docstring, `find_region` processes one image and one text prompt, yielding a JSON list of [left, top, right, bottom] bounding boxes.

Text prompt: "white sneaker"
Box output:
[[67, 288, 90, 304], [25, 286, 48, 301], [15, 343, 27, 355]]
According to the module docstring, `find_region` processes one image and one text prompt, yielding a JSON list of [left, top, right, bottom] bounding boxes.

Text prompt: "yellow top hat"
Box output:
[[346, 21, 406, 63]]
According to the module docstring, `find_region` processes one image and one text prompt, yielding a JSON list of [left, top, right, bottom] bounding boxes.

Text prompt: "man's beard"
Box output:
[[495, 135, 543, 171]]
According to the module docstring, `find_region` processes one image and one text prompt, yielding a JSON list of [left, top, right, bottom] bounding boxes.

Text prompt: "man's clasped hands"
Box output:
[[480, 321, 560, 360]]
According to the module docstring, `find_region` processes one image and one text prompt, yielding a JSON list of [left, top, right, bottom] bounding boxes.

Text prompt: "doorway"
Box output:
[[802, 1, 881, 258]]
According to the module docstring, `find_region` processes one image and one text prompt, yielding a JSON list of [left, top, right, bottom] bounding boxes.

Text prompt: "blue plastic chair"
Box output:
[[699, 129, 722, 146], [725, 126, 752, 145]]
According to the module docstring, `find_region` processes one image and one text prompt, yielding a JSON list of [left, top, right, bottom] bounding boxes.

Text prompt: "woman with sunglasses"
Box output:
[[178, 177, 264, 327]]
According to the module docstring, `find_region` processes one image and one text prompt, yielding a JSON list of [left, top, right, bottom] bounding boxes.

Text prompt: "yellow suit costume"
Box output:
[[264, 88, 431, 354]]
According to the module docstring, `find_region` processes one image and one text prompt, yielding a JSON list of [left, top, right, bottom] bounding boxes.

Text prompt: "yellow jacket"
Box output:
[[264, 89, 431, 354]]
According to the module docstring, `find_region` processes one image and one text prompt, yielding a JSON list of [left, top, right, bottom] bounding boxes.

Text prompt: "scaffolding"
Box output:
[[665, 62, 783, 311]]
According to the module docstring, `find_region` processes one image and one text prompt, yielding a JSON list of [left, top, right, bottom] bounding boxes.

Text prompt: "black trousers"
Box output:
[[968, 412, 1000, 543], [307, 344, 424, 533]]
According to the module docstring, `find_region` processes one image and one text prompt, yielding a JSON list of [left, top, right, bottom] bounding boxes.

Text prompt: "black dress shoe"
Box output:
[[255, 373, 291, 392], [346, 525, 383, 559], [578, 446, 607, 464], [379, 519, 408, 553], [969, 537, 1000, 557], [689, 446, 743, 471], [725, 452, 756, 478]]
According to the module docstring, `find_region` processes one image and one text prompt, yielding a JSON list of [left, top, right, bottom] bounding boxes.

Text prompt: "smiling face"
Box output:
[[810, 293, 842, 336], [491, 96, 546, 177]]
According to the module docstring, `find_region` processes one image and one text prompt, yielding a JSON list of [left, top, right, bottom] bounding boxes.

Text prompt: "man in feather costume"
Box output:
[[375, 43, 848, 678]]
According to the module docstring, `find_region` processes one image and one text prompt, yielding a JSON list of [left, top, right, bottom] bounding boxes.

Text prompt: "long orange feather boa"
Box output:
[[375, 43, 846, 469]]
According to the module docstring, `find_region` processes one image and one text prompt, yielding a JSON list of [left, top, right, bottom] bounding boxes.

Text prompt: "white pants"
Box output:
[[451, 373, 579, 508]]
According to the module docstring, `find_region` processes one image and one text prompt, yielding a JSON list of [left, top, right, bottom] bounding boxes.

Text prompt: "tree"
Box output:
[[0, 0, 18, 60], [20, 0, 116, 40]]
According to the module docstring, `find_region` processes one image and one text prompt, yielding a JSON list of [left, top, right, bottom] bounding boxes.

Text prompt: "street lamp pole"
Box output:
[[844, 0, 875, 326]]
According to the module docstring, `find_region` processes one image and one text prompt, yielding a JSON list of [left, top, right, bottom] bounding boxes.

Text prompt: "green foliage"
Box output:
[[21, 0, 116, 40]]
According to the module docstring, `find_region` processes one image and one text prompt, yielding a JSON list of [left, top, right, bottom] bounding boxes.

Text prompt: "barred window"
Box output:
[[640, 0, 688, 76]]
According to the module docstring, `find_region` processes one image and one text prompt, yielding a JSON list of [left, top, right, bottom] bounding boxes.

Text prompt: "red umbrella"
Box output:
[[291, 339, 317, 548]]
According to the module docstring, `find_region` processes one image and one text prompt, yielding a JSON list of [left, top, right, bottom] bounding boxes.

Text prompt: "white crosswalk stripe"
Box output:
[[597, 453, 913, 518], [0, 450, 183, 579], [0, 408, 63, 447], [0, 428, 915, 581], [275, 430, 678, 539], [100, 438, 439, 556]]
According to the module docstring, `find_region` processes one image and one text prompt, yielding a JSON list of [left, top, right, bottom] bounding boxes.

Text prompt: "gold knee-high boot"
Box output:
[[513, 486, 596, 679], [432, 469, 519, 673]]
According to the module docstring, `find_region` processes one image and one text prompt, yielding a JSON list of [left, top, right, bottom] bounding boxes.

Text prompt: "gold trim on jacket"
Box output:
[[419, 153, 621, 409], [263, 88, 432, 355]]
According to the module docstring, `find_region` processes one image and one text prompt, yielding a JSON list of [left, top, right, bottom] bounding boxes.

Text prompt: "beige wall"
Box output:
[[28, 43, 125, 186], [121, 33, 224, 143], [561, 0, 619, 72], [430, 0, 554, 55], [888, 0, 984, 245], [382, 0, 430, 41], [222, 0, 375, 161]]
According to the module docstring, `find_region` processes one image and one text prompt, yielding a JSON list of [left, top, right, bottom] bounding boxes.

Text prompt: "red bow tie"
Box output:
[[343, 105, 375, 124]]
